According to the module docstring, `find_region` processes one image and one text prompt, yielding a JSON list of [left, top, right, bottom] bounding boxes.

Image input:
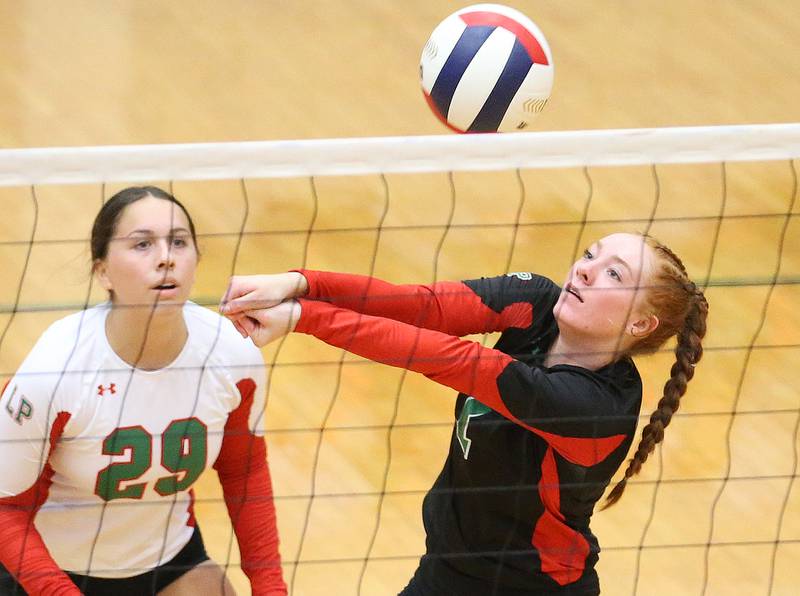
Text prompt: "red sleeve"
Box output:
[[295, 299, 512, 414], [295, 301, 629, 464], [0, 412, 80, 595], [213, 379, 286, 596], [296, 270, 531, 336]]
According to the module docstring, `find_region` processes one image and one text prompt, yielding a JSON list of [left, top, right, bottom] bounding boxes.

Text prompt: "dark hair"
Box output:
[[90, 186, 199, 268], [603, 235, 709, 508]]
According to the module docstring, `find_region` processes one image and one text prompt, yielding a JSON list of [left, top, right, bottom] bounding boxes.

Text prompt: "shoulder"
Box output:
[[462, 273, 560, 324], [42, 305, 105, 339], [504, 272, 561, 298], [9, 306, 107, 406], [20, 306, 107, 373], [548, 358, 642, 410], [183, 302, 263, 365], [604, 357, 643, 398], [464, 272, 560, 300]]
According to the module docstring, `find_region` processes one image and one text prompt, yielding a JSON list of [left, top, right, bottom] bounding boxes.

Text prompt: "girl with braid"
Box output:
[[220, 232, 708, 596]]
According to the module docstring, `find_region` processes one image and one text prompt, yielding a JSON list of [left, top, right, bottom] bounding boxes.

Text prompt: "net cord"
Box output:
[[1, 123, 800, 185]]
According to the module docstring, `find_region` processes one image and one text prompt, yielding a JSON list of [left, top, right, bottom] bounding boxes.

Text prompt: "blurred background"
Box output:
[[2, 0, 799, 146]]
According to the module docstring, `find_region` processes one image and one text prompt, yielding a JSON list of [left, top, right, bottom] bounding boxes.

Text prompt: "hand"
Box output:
[[220, 272, 308, 317], [227, 300, 302, 347]]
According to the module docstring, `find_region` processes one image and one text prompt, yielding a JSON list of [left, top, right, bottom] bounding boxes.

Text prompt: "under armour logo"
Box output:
[[98, 383, 116, 396]]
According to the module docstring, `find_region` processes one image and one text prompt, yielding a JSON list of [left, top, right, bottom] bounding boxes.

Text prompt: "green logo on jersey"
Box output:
[[456, 396, 491, 460], [4, 385, 33, 425]]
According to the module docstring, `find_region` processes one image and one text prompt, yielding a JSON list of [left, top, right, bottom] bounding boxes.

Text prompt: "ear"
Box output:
[[630, 314, 659, 338], [94, 260, 113, 291]]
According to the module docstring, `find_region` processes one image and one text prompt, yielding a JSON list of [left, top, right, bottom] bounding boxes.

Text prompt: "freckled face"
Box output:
[[94, 196, 198, 310], [553, 233, 655, 346]]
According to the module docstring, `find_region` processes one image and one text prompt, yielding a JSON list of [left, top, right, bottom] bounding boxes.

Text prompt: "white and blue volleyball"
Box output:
[[420, 4, 554, 133]]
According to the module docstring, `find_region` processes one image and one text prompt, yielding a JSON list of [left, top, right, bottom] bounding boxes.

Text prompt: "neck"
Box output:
[[545, 332, 628, 370], [105, 304, 188, 370]]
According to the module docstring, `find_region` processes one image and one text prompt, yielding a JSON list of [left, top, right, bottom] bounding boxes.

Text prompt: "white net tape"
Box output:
[[2, 123, 800, 185]]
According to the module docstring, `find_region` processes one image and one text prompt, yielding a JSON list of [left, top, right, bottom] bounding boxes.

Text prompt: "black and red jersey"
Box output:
[[294, 271, 642, 595]]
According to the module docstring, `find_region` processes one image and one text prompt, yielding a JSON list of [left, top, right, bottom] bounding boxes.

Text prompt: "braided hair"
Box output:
[[602, 235, 709, 508]]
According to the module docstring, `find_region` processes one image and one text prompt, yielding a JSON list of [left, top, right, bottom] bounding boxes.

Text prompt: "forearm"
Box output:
[[295, 298, 513, 412], [0, 504, 79, 595], [297, 270, 528, 336], [217, 439, 286, 595]]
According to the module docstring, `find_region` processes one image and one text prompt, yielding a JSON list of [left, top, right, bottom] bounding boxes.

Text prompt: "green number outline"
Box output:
[[94, 418, 207, 502], [95, 425, 152, 500], [154, 418, 208, 496]]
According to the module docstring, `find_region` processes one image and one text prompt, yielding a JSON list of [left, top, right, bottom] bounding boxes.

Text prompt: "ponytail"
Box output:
[[602, 240, 709, 508]]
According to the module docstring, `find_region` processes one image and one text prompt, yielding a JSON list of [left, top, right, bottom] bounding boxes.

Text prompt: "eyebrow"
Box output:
[[593, 240, 634, 276], [125, 227, 191, 237]]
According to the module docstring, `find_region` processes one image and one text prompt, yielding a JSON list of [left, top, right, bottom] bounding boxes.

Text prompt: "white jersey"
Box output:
[[0, 302, 266, 578]]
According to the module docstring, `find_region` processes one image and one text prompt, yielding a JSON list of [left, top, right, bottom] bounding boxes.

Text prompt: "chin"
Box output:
[[160, 298, 186, 306], [151, 298, 187, 312]]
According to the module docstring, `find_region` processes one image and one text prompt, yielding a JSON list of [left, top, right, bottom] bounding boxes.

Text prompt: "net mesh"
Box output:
[[1, 125, 799, 594]]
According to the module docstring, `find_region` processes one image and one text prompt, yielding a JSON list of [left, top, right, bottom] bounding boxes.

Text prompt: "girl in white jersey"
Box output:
[[0, 187, 287, 595]]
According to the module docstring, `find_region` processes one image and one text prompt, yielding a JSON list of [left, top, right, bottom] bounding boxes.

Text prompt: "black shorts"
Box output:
[[0, 525, 210, 595], [398, 555, 600, 596]]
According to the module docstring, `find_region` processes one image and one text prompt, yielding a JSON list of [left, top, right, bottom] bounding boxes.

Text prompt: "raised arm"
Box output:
[[294, 299, 631, 465], [223, 270, 538, 337], [299, 270, 535, 335]]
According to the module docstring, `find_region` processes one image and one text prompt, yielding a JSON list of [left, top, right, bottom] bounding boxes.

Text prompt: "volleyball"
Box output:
[[420, 3, 554, 133]]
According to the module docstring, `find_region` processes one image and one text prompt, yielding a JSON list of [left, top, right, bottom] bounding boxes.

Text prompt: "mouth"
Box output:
[[153, 281, 178, 291], [565, 283, 584, 303]]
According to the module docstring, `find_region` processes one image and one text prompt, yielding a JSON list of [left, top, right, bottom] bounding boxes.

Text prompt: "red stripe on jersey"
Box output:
[[0, 411, 79, 594], [538, 447, 561, 513], [532, 511, 590, 585], [185, 488, 197, 527], [298, 271, 532, 336], [532, 428, 627, 467], [532, 447, 589, 585], [233, 378, 257, 427], [1, 411, 71, 510], [497, 301, 533, 331]]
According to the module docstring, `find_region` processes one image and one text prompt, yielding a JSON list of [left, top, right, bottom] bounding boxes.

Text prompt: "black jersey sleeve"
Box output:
[[493, 359, 638, 465], [462, 271, 560, 319], [295, 298, 633, 466]]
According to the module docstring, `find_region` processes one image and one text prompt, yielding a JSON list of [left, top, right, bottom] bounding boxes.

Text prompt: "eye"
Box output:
[[171, 236, 189, 248], [134, 239, 151, 250], [608, 268, 622, 282], [583, 249, 594, 260]]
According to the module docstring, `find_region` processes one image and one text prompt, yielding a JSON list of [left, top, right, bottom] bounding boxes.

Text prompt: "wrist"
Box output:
[[289, 271, 309, 297]]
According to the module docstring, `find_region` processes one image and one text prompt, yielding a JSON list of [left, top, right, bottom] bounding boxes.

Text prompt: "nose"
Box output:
[[157, 238, 175, 270], [574, 261, 591, 284]]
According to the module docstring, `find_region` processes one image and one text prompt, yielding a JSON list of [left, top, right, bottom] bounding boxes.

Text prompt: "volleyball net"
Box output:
[[1, 123, 798, 595]]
